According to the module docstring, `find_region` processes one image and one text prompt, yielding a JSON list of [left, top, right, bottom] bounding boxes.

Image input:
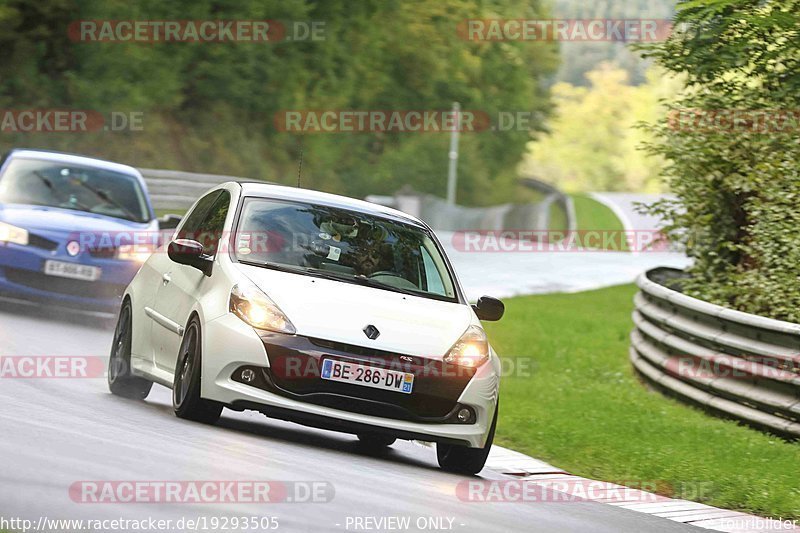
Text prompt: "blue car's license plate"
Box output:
[[43, 260, 101, 282]]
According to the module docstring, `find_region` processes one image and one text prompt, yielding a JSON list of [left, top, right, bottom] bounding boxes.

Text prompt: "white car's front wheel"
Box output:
[[173, 317, 223, 424], [436, 402, 497, 475]]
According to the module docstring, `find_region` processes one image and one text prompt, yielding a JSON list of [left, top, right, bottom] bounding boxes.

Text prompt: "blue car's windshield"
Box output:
[[0, 157, 151, 223]]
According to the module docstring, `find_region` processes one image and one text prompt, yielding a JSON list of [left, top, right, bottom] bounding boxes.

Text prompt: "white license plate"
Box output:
[[43, 260, 101, 282], [321, 359, 414, 394]]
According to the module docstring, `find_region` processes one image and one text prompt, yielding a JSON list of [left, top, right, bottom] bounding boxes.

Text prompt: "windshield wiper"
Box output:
[[32, 171, 56, 191], [32, 171, 94, 212], [72, 180, 140, 222], [238, 259, 310, 276]]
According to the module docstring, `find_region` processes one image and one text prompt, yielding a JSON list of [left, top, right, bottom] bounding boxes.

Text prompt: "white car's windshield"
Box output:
[[0, 157, 151, 223], [233, 197, 458, 301]]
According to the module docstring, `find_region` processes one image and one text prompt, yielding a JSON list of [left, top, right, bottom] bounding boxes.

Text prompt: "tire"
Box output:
[[357, 433, 396, 449], [108, 301, 153, 400], [172, 317, 223, 424], [436, 403, 498, 475]]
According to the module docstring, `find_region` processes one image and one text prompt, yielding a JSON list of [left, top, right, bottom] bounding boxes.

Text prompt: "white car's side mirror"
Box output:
[[167, 239, 213, 276], [472, 296, 505, 321]]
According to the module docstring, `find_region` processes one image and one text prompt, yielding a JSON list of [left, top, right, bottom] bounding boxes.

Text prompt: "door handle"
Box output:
[[162, 273, 172, 285]]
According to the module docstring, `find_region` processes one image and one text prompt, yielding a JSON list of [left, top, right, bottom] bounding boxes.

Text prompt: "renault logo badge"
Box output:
[[363, 325, 380, 340], [66, 241, 81, 257]]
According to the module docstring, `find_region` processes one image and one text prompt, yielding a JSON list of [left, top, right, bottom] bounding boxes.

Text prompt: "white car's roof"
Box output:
[[236, 181, 426, 227], [7, 149, 142, 177]]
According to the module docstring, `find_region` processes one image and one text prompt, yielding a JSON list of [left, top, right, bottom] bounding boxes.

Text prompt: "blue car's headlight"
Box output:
[[0, 221, 29, 246], [116, 244, 153, 262]]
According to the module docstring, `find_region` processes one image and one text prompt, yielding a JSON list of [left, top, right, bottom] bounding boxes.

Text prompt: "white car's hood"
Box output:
[[236, 264, 472, 358]]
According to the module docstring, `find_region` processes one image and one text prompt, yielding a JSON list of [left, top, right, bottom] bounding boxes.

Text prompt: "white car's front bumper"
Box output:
[[201, 313, 500, 448]]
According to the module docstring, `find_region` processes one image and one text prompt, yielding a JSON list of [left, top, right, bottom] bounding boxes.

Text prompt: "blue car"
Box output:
[[0, 149, 159, 312]]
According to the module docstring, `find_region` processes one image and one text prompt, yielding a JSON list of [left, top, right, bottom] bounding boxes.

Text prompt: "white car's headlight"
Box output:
[[443, 325, 490, 368], [0, 221, 29, 246], [116, 244, 153, 262], [229, 281, 296, 334]]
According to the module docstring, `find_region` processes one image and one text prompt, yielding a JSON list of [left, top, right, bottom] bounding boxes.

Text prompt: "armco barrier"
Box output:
[[364, 180, 574, 233], [138, 168, 255, 211], [140, 169, 574, 233], [630, 267, 800, 438]]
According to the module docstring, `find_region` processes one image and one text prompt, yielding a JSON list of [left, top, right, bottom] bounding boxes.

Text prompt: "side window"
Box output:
[[177, 190, 231, 256], [178, 191, 222, 238], [420, 246, 446, 296], [194, 191, 231, 256]]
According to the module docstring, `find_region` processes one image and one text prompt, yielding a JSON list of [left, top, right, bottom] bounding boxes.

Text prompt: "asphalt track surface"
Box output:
[[0, 300, 699, 533]]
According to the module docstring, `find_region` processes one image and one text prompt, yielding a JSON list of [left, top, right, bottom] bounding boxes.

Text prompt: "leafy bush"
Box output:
[[643, 0, 800, 323]]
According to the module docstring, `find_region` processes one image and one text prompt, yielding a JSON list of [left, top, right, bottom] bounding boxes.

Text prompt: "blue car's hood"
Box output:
[[0, 204, 153, 233]]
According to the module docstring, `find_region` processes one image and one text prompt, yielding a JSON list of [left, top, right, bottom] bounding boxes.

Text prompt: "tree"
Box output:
[[0, 0, 559, 206], [520, 62, 681, 192], [643, 0, 800, 322]]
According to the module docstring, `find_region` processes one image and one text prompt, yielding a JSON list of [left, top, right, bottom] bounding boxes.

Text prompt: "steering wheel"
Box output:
[[368, 271, 419, 290], [368, 270, 402, 279]]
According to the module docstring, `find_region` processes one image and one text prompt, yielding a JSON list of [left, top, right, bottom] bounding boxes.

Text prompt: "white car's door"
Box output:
[[150, 190, 231, 374], [131, 250, 171, 369]]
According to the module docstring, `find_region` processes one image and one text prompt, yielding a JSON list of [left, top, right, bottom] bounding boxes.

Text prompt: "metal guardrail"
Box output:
[[140, 168, 576, 234], [364, 179, 574, 233], [631, 267, 800, 438], [139, 168, 254, 211], [520, 176, 576, 232]]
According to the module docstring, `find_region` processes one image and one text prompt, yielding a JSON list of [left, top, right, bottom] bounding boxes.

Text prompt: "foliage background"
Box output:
[[551, 0, 676, 86], [521, 0, 681, 193], [521, 62, 683, 192], [0, 0, 558, 205], [643, 0, 800, 322]]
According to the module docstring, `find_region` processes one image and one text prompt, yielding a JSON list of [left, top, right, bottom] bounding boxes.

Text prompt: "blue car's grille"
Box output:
[[4, 267, 125, 300], [28, 233, 59, 251], [87, 247, 117, 259]]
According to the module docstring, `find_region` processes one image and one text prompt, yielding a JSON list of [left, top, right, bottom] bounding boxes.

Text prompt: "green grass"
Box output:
[[485, 284, 800, 519], [154, 208, 187, 218], [569, 193, 628, 251], [543, 193, 628, 250], [571, 193, 625, 232]]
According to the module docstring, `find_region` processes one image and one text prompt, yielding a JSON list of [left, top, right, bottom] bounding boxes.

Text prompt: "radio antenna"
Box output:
[[296, 137, 304, 188]]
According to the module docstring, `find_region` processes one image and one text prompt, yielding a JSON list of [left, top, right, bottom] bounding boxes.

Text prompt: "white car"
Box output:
[[109, 181, 504, 474]]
